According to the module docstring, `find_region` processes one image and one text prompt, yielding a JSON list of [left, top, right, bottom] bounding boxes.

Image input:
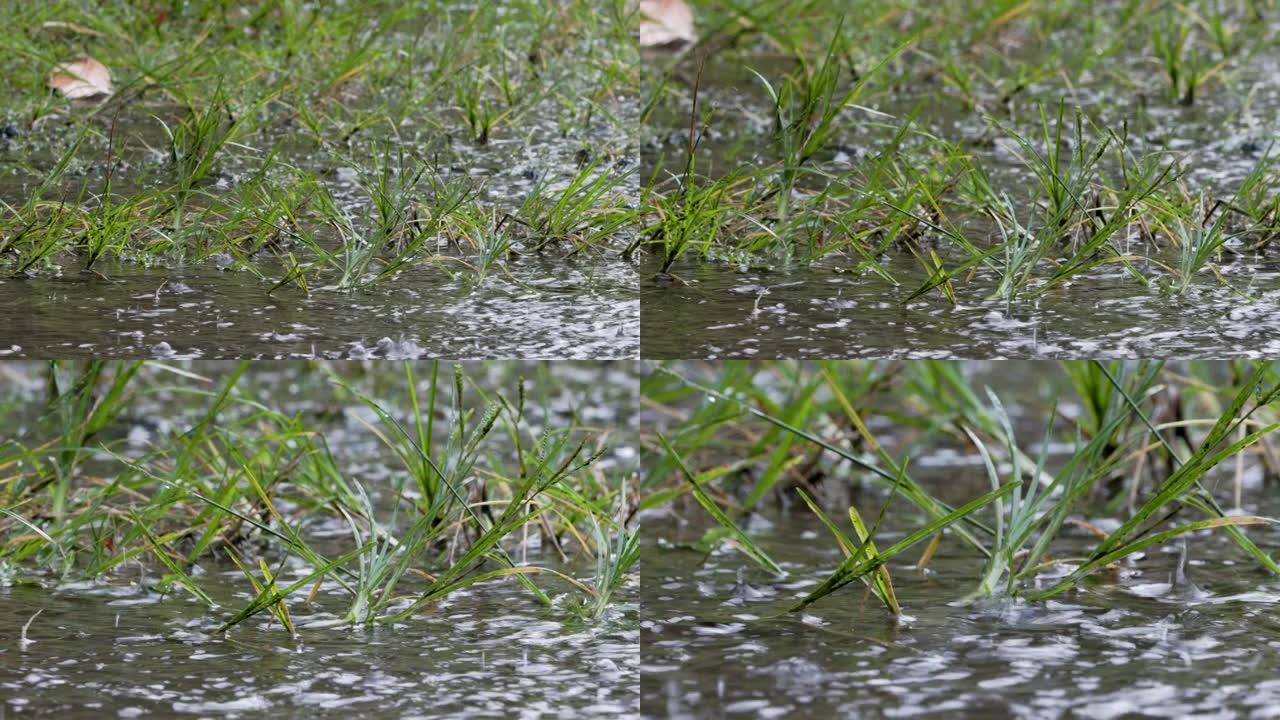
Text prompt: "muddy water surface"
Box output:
[[641, 483, 1280, 719], [641, 253, 1280, 359], [1, 560, 639, 718], [0, 255, 637, 360]]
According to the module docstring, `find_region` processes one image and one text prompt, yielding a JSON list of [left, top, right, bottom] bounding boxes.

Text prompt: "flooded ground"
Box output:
[[1, 560, 638, 718], [0, 1, 638, 360], [0, 255, 637, 360], [640, 360, 1280, 718], [642, 498, 1280, 719], [0, 361, 641, 717], [641, 253, 1280, 358], [0, 105, 638, 359], [640, 21, 1280, 358]]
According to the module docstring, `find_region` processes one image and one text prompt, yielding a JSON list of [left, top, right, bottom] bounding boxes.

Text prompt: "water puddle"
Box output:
[[2, 567, 639, 718], [641, 253, 1280, 358], [1, 256, 637, 360], [641, 488, 1280, 719]]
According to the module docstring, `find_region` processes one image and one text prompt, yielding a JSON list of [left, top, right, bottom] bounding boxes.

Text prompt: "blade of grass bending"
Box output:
[[1030, 515, 1276, 601], [846, 505, 901, 614], [219, 542, 373, 632], [795, 489, 899, 615], [658, 433, 783, 576], [225, 548, 295, 634], [1082, 361, 1280, 576], [412, 431, 596, 605], [1089, 362, 1279, 560], [416, 504, 553, 604], [1181, 492, 1280, 574], [419, 434, 601, 608], [257, 559, 295, 634], [129, 511, 215, 608], [791, 482, 1018, 612], [658, 365, 994, 551], [1115, 423, 1280, 548], [0, 506, 67, 562]]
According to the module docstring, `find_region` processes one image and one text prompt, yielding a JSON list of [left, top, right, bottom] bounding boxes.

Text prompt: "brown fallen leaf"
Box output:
[[47, 57, 113, 99], [639, 0, 697, 48]]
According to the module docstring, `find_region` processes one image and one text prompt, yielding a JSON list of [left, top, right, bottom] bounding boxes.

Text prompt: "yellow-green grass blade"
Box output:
[[791, 482, 1017, 613]]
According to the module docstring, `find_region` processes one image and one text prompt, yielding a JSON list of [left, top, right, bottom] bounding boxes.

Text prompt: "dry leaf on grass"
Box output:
[[47, 57, 113, 99], [639, 0, 697, 48]]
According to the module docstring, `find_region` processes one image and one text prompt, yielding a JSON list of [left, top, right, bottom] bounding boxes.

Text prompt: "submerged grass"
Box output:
[[643, 360, 1280, 616], [0, 361, 638, 630]]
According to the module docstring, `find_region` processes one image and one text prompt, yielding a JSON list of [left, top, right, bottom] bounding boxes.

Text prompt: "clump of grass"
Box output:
[[751, 26, 908, 220], [647, 165, 741, 274], [641, 1, 1278, 306], [0, 1, 636, 288], [1149, 10, 1230, 106], [643, 360, 1280, 614], [1158, 194, 1234, 297], [513, 161, 637, 254], [583, 479, 641, 619], [161, 87, 271, 232], [286, 147, 477, 290], [0, 361, 637, 629]]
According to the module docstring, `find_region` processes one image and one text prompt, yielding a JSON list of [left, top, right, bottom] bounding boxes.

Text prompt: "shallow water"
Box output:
[[641, 490, 1280, 719], [640, 360, 1280, 718], [0, 361, 642, 718], [0, 562, 639, 718], [641, 253, 1280, 359], [0, 255, 638, 360]]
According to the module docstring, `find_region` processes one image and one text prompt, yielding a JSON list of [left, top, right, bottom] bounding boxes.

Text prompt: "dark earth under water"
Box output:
[[0, 255, 638, 360], [641, 252, 1280, 359]]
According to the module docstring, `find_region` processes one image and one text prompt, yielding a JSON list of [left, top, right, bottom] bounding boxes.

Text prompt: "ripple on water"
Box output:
[[642, 503, 1280, 719], [2, 568, 639, 718], [643, 256, 1280, 359]]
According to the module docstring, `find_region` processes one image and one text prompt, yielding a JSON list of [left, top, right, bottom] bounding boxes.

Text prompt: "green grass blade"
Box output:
[[658, 432, 784, 576]]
